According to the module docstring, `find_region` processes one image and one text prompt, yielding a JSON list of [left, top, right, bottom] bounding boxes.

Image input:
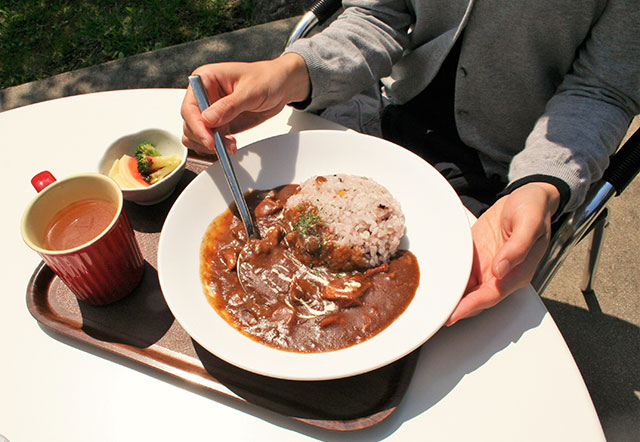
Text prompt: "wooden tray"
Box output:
[[25, 158, 420, 432]]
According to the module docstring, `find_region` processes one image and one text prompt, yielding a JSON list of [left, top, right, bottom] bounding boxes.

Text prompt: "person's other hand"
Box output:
[[181, 53, 310, 155], [446, 182, 561, 326]]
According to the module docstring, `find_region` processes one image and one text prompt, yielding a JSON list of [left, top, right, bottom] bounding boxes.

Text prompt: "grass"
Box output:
[[0, 0, 255, 90]]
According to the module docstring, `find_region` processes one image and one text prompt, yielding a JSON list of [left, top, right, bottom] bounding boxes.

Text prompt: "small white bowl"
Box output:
[[98, 129, 187, 205]]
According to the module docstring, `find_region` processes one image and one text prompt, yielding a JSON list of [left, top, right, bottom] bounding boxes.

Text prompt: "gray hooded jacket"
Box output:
[[286, 0, 640, 211]]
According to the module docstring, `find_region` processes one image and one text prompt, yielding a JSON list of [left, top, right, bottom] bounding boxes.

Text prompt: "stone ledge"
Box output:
[[0, 17, 299, 112]]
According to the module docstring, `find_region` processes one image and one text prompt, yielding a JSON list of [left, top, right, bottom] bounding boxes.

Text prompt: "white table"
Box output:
[[0, 89, 605, 441]]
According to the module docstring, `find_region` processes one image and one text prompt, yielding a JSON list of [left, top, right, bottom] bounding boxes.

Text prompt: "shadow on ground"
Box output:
[[0, 18, 298, 111], [543, 298, 639, 441]]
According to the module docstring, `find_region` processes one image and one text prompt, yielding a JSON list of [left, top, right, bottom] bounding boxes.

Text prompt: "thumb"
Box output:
[[492, 212, 547, 280], [202, 91, 251, 128]]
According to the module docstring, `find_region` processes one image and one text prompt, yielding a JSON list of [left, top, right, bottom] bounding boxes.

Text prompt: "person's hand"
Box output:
[[446, 182, 561, 326], [181, 53, 311, 155]]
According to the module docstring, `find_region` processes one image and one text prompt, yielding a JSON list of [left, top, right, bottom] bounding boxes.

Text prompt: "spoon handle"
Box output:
[[188, 75, 260, 239]]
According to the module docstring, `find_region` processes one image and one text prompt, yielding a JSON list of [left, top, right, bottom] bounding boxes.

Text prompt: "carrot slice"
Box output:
[[124, 155, 150, 186]]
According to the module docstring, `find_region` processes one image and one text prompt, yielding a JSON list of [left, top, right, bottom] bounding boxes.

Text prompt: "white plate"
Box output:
[[158, 130, 472, 381]]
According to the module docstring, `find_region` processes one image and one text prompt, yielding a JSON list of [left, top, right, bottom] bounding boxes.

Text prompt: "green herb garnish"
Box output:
[[291, 204, 328, 255], [294, 211, 323, 236]]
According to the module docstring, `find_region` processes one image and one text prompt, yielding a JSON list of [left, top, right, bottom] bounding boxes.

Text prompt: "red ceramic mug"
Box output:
[[21, 171, 144, 305]]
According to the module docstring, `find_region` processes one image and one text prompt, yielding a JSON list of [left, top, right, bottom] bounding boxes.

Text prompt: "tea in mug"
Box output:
[[44, 198, 117, 251]]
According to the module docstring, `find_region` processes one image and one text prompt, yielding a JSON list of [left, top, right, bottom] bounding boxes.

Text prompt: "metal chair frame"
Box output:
[[285, 0, 342, 49], [532, 129, 640, 299]]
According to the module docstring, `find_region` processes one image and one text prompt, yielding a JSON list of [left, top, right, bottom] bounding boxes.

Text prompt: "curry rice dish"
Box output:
[[200, 174, 420, 353]]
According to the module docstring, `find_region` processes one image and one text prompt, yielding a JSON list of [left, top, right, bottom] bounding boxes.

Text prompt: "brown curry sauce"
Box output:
[[200, 185, 420, 353]]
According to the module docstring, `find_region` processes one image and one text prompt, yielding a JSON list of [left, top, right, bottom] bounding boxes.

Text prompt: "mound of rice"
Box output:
[[284, 174, 405, 268]]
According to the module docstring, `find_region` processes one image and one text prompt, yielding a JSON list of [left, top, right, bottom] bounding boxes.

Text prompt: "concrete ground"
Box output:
[[2, 17, 638, 441]]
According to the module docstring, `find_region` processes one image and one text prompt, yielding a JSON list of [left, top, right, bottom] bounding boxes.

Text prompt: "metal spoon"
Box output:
[[188, 74, 260, 241], [188, 77, 325, 305], [189, 75, 262, 297]]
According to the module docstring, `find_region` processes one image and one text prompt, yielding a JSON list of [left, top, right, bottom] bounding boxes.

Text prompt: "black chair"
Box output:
[[286, 0, 640, 303]]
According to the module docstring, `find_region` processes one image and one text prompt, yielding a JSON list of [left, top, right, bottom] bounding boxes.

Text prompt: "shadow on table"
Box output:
[[124, 167, 200, 235], [542, 298, 640, 442], [76, 167, 203, 347], [253, 290, 547, 441], [194, 341, 420, 431], [77, 262, 174, 348]]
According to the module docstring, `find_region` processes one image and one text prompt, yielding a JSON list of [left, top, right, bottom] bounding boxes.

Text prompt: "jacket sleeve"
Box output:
[[508, 0, 640, 212], [284, 0, 412, 111]]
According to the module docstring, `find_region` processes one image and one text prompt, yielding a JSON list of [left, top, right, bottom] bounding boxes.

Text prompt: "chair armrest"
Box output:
[[532, 126, 640, 293], [603, 128, 640, 195], [285, 0, 343, 48]]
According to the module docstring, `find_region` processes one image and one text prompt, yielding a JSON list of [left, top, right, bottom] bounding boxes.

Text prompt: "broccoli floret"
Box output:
[[134, 141, 181, 183], [135, 142, 161, 158]]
